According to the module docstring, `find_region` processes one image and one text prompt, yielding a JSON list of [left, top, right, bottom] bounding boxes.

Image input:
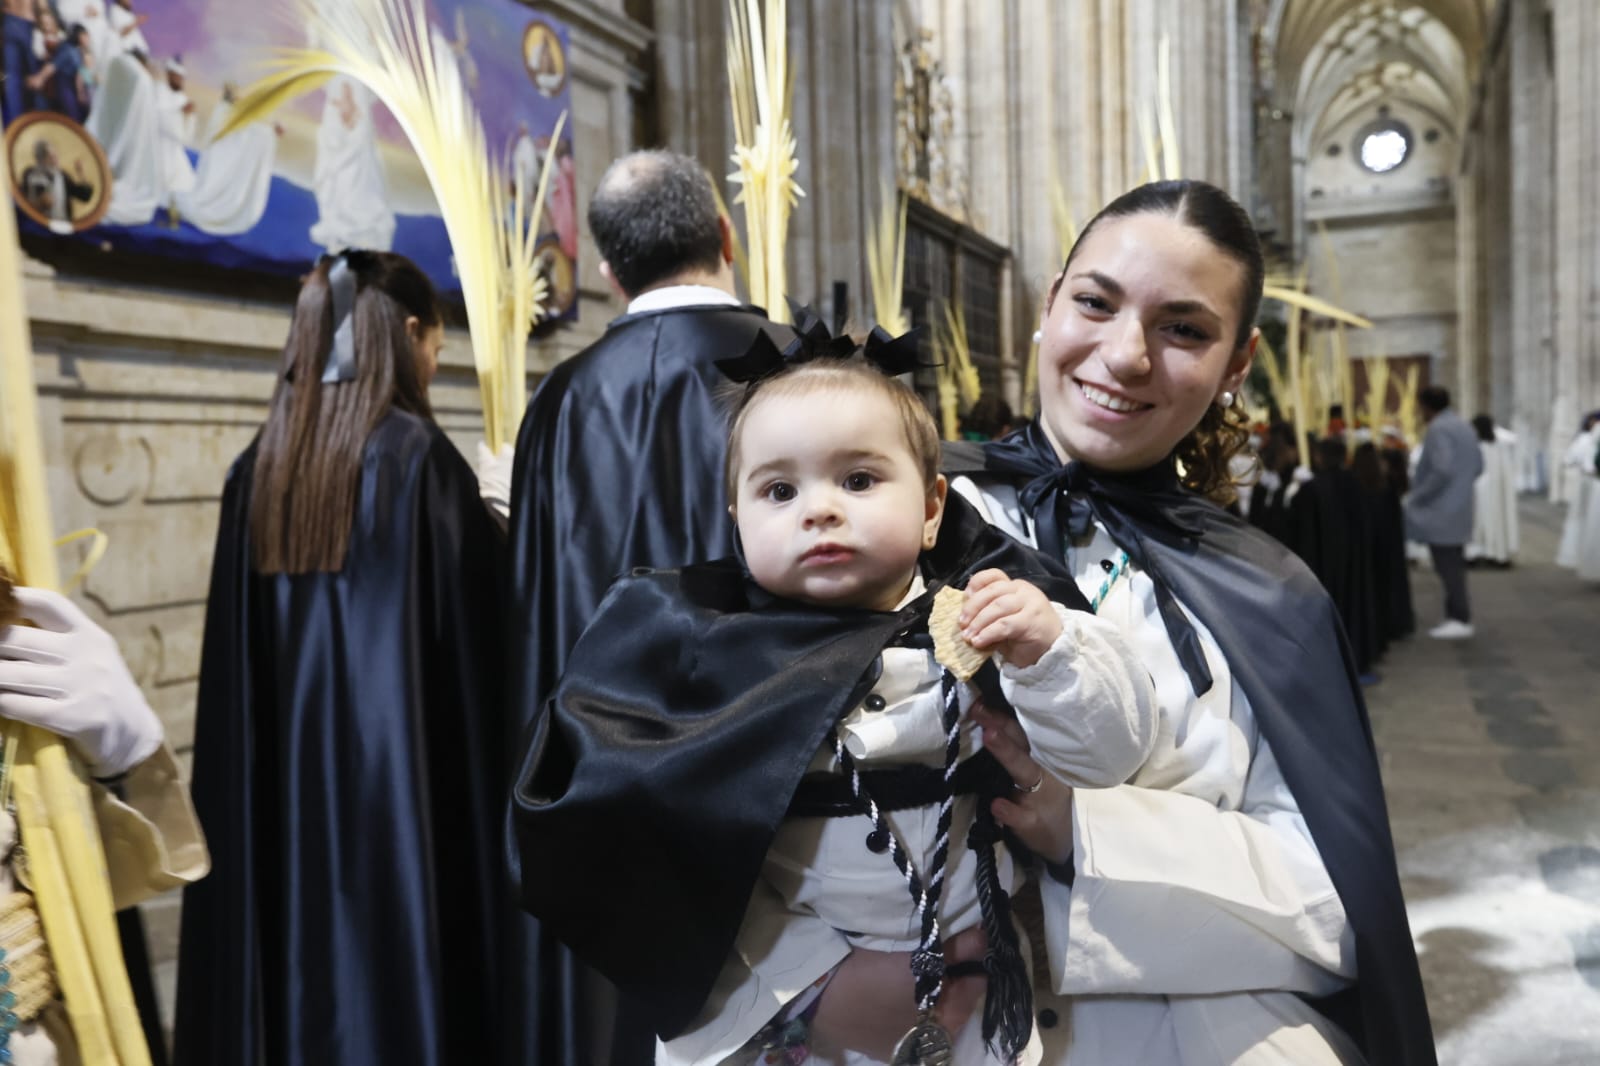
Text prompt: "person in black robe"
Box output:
[[174, 251, 509, 1066], [503, 149, 791, 1066], [1353, 440, 1415, 645], [1288, 436, 1382, 676], [1246, 421, 1299, 545]]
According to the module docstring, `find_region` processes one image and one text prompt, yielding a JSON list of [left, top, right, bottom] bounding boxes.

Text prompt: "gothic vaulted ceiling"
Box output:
[[1264, 0, 1496, 149]]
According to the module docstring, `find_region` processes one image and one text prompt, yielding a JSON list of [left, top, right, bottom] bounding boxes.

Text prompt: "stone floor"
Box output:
[[1371, 497, 1600, 1065]]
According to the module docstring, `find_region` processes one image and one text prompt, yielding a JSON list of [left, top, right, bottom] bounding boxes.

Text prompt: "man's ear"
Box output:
[[718, 214, 735, 265], [598, 260, 628, 302]]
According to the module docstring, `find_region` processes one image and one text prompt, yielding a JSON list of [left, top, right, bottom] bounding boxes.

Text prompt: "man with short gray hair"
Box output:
[[502, 148, 789, 1066]]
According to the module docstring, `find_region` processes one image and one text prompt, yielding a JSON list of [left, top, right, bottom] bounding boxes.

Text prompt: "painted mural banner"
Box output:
[[1, 0, 578, 316]]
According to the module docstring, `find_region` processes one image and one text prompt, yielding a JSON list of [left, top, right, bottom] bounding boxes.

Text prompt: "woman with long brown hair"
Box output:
[[173, 250, 508, 1066]]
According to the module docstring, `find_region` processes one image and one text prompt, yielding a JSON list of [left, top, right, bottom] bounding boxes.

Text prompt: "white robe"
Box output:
[[309, 76, 395, 252], [1556, 429, 1598, 570], [660, 576, 1160, 1066], [84, 52, 164, 227], [176, 101, 278, 235], [156, 81, 196, 198], [105, 2, 148, 60], [1468, 426, 1519, 564]]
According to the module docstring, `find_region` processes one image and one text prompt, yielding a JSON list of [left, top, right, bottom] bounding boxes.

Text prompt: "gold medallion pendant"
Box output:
[[890, 1016, 954, 1065]]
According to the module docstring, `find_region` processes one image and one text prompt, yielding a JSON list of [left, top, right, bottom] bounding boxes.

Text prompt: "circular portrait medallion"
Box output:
[[5, 112, 113, 234], [522, 20, 568, 98]]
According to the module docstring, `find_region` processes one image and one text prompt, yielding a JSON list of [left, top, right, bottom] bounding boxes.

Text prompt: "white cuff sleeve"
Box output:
[[998, 604, 1158, 788]]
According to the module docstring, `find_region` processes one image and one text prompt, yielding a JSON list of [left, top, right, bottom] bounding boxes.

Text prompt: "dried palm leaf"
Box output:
[[222, 0, 556, 450], [866, 186, 908, 335], [727, 0, 804, 322]]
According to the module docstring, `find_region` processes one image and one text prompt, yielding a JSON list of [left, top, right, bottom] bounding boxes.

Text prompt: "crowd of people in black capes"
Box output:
[[1243, 418, 1416, 684]]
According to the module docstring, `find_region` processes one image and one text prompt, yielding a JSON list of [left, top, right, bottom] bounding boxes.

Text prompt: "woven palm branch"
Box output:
[[221, 0, 561, 450], [727, 0, 804, 323], [1361, 351, 1392, 436], [866, 186, 908, 335]]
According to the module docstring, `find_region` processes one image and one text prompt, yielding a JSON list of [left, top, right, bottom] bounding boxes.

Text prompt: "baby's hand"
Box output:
[[957, 569, 1062, 669]]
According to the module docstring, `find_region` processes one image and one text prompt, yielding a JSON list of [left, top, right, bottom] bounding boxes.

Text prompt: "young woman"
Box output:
[[820, 181, 1436, 1064], [173, 251, 509, 1066]]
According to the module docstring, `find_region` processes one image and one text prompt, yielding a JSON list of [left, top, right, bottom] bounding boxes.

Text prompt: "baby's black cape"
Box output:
[[510, 492, 1087, 1039]]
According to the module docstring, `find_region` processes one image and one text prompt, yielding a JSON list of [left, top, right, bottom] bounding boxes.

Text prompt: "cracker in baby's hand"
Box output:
[[929, 584, 987, 681]]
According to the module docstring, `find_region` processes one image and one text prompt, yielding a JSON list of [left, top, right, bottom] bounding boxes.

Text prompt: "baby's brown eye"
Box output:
[[844, 472, 876, 491], [766, 482, 796, 502]]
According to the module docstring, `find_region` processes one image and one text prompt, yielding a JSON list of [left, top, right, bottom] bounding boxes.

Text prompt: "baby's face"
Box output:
[[732, 386, 944, 611]]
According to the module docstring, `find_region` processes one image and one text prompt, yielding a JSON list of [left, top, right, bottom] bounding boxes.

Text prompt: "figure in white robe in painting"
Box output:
[[309, 75, 395, 253], [157, 58, 197, 206], [106, 0, 149, 60], [1467, 418, 1519, 565], [84, 50, 164, 226], [510, 121, 537, 200], [177, 88, 281, 235]]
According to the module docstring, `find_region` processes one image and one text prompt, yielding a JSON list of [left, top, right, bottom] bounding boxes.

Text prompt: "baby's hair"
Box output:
[[723, 358, 941, 503]]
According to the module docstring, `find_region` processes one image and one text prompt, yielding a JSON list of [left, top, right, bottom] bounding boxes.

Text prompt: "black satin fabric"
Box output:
[[1288, 468, 1382, 673], [173, 412, 511, 1066], [504, 304, 791, 1066], [945, 423, 1438, 1066], [510, 493, 1086, 1040]]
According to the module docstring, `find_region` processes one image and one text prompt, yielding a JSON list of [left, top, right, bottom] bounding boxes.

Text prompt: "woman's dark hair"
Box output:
[[1052, 180, 1265, 504], [250, 251, 440, 574], [1350, 442, 1385, 493], [1471, 414, 1495, 443]]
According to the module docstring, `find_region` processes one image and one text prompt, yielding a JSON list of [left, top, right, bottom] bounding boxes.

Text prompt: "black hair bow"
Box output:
[[714, 301, 929, 384]]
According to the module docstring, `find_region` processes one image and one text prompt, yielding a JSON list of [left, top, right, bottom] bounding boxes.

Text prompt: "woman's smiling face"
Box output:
[[1036, 211, 1255, 472]]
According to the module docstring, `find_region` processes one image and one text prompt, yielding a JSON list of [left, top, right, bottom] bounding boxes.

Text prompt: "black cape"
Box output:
[[944, 423, 1436, 1066], [174, 412, 511, 1066], [510, 493, 1087, 1040], [504, 303, 792, 1064], [1288, 467, 1382, 672]]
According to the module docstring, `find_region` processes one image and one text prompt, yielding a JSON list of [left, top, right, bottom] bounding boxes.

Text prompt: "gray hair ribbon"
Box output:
[[320, 254, 359, 384]]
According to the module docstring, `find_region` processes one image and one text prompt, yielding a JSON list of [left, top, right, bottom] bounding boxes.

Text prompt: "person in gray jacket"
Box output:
[[1406, 385, 1485, 638]]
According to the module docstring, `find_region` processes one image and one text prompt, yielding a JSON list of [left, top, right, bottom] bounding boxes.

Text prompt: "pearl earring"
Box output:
[[1031, 329, 1043, 345], [1217, 391, 1235, 408]]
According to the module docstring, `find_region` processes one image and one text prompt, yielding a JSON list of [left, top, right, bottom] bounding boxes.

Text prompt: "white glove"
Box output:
[[1292, 463, 1315, 484], [0, 587, 164, 779], [475, 440, 515, 523]]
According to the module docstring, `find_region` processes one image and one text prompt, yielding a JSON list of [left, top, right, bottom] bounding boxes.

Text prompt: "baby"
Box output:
[[513, 327, 1158, 1066]]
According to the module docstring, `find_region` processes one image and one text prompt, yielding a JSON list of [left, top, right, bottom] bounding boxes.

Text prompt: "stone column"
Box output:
[[1549, 0, 1600, 481], [1506, 0, 1555, 489]]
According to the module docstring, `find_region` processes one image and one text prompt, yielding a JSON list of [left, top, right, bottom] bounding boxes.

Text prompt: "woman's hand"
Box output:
[[959, 569, 1063, 669], [810, 924, 989, 1058], [0, 587, 163, 778], [971, 702, 1075, 865]]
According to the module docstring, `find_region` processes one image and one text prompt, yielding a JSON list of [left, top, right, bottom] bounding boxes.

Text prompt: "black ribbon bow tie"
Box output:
[[984, 423, 1216, 697], [714, 301, 929, 384]]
